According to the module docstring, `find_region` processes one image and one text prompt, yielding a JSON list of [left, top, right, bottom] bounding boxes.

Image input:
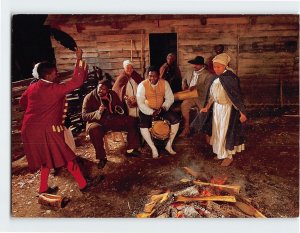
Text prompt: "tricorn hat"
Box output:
[[188, 56, 205, 65]]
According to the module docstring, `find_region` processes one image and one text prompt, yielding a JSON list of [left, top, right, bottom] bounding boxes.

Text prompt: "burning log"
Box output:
[[152, 193, 174, 217], [180, 178, 191, 183], [176, 195, 236, 203], [174, 186, 199, 197], [136, 210, 155, 218], [182, 167, 199, 178], [150, 191, 169, 203], [235, 201, 266, 218], [137, 191, 171, 217], [193, 180, 241, 194], [143, 201, 156, 213]]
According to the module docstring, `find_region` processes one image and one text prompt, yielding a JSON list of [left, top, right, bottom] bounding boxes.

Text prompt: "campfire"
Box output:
[[137, 167, 266, 218]]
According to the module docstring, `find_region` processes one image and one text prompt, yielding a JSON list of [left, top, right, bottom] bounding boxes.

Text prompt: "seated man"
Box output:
[[180, 56, 213, 137], [82, 79, 140, 169], [136, 66, 180, 158]]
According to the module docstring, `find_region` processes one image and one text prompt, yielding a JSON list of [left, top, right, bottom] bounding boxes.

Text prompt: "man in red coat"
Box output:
[[20, 48, 98, 194]]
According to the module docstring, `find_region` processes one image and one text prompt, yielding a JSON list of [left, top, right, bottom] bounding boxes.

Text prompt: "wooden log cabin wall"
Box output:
[[11, 14, 299, 161], [45, 14, 299, 107]]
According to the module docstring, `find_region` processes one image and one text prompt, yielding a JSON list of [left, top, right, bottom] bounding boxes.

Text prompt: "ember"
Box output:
[[136, 167, 266, 218]]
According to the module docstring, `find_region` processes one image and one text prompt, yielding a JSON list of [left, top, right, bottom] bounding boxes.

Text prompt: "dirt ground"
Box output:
[[11, 112, 299, 218]]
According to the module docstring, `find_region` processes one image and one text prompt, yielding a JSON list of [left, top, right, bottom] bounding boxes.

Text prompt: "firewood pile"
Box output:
[[11, 66, 114, 161], [137, 167, 266, 218]]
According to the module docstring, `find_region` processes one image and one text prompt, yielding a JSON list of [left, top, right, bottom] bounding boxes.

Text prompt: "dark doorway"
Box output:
[[149, 33, 177, 69]]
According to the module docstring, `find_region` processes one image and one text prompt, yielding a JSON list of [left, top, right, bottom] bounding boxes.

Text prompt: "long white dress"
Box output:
[[210, 78, 245, 159]]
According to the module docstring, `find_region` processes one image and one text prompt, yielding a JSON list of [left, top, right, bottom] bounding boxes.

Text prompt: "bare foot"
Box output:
[[220, 158, 233, 167]]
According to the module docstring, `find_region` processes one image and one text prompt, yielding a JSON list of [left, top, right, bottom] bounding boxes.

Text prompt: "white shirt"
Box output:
[[136, 80, 174, 115], [189, 67, 205, 87]]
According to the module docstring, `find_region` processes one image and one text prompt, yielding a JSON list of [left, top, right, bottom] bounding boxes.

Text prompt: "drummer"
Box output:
[[136, 66, 180, 158], [179, 56, 213, 137]]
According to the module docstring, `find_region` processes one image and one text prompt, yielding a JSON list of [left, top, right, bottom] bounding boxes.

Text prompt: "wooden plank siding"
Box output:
[[45, 14, 298, 107]]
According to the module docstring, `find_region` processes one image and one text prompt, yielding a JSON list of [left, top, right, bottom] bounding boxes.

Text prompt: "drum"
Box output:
[[150, 120, 170, 140], [174, 89, 198, 101]]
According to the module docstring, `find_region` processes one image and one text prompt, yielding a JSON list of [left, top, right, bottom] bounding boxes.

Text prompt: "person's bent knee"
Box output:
[[88, 123, 104, 137]]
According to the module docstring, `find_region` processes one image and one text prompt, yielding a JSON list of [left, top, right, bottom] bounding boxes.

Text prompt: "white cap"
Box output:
[[32, 62, 41, 79], [123, 59, 134, 69]]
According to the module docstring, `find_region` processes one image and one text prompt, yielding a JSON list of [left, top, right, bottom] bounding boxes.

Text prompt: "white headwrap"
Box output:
[[212, 53, 235, 73], [123, 60, 133, 69], [32, 62, 41, 79], [212, 53, 230, 66]]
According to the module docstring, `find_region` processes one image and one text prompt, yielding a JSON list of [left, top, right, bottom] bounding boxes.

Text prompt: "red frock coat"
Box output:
[[20, 63, 87, 171]]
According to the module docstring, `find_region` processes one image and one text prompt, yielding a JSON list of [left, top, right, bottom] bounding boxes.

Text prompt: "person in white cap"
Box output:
[[20, 48, 102, 194], [198, 53, 247, 166], [112, 59, 144, 118]]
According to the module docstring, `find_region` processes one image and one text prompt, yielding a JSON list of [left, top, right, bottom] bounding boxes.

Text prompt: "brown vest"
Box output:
[[143, 79, 165, 110]]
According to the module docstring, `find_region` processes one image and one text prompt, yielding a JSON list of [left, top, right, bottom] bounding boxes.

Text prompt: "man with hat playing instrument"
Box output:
[[82, 79, 141, 169], [179, 56, 213, 137], [136, 66, 180, 158]]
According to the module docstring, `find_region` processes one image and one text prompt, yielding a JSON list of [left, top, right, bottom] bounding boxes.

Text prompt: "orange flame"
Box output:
[[210, 176, 228, 185], [201, 188, 212, 197]]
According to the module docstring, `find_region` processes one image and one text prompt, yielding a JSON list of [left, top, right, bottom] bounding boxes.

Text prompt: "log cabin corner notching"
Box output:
[[45, 14, 299, 108]]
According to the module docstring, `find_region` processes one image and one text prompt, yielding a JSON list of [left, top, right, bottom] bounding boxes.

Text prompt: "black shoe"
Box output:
[[80, 175, 105, 193], [125, 149, 140, 157], [97, 158, 107, 169], [39, 186, 59, 195]]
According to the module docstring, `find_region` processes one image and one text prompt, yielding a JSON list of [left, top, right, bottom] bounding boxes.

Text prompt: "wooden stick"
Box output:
[[182, 167, 199, 178], [193, 180, 241, 194], [130, 39, 133, 61], [283, 115, 300, 117], [140, 30, 144, 78], [235, 201, 266, 218], [144, 201, 156, 213], [150, 192, 169, 203], [176, 195, 236, 203]]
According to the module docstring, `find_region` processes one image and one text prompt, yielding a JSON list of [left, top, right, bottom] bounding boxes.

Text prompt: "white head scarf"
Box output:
[[212, 53, 235, 73], [212, 53, 230, 66], [123, 60, 134, 69], [32, 62, 41, 79]]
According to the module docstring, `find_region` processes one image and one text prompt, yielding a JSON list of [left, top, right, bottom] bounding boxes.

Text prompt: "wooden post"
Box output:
[[140, 30, 144, 78], [130, 39, 133, 61]]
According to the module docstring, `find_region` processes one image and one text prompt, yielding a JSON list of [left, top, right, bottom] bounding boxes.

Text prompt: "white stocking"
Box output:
[[165, 123, 179, 155], [140, 128, 159, 158]]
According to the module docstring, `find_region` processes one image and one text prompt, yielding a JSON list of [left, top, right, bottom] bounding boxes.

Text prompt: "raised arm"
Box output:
[[53, 48, 89, 96]]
